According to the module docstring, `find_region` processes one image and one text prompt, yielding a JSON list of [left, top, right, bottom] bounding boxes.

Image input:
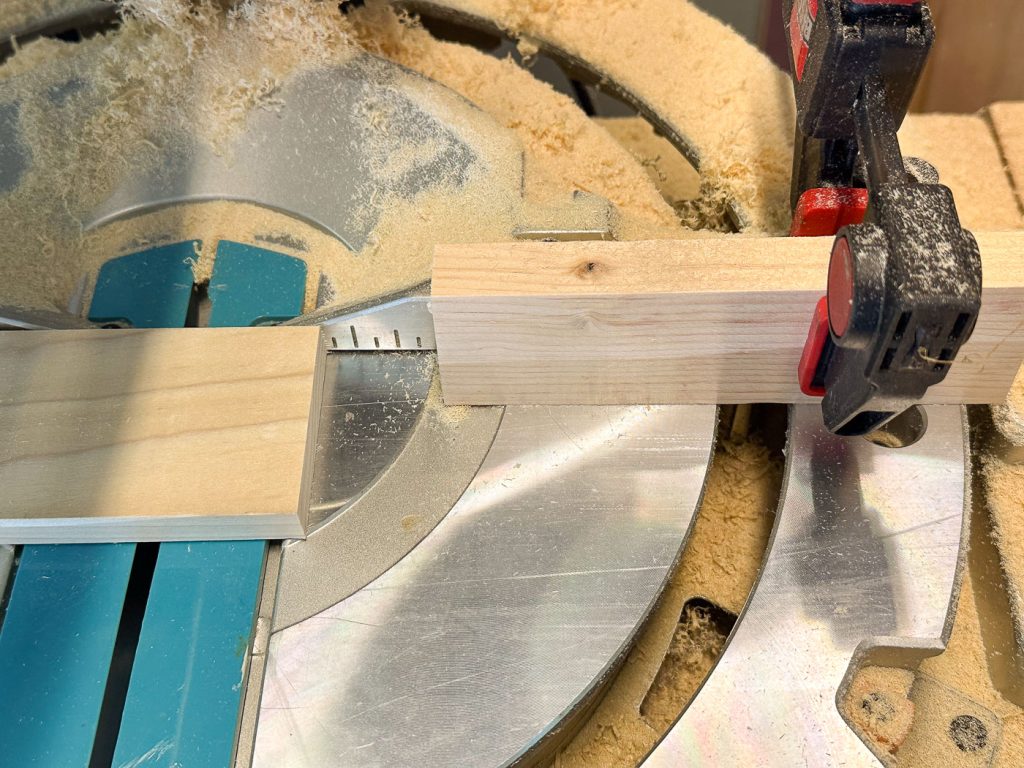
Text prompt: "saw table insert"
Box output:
[[0, 326, 324, 543]]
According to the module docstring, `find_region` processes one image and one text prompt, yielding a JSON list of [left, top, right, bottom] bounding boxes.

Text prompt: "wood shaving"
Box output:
[[407, 0, 796, 232]]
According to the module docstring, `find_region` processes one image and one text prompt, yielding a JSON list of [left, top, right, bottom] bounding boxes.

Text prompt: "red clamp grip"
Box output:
[[790, 187, 868, 237], [798, 297, 831, 396], [792, 189, 866, 396]]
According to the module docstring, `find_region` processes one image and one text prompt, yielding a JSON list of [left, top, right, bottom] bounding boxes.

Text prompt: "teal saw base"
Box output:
[[209, 240, 307, 326], [111, 541, 266, 768], [88, 241, 198, 329], [0, 545, 136, 767]]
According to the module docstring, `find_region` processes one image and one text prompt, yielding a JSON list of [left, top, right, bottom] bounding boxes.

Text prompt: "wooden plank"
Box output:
[[899, 113, 1023, 231], [988, 102, 1024, 214], [0, 326, 325, 543], [431, 233, 1024, 406]]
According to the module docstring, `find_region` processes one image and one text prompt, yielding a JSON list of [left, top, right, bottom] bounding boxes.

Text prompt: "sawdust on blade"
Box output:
[[347, 2, 681, 235], [408, 0, 796, 233], [0, 0, 689, 313], [0, 0, 363, 310], [595, 116, 701, 209]]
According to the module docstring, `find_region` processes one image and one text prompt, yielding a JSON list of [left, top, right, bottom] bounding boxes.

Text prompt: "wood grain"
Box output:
[[988, 102, 1024, 215], [432, 233, 1024, 405], [0, 327, 325, 543]]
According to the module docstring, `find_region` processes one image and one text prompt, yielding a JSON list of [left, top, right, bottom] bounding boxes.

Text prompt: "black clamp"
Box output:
[[785, 0, 982, 436]]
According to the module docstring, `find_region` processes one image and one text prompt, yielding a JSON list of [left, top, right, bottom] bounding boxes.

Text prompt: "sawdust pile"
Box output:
[[898, 114, 1023, 230], [0, 0, 694, 313], [549, 432, 782, 768], [346, 2, 681, 233], [639, 600, 729, 733], [595, 116, 701, 210], [410, 0, 796, 232]]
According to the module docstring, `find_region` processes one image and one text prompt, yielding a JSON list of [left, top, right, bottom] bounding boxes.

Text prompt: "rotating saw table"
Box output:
[[0, 3, 1019, 767]]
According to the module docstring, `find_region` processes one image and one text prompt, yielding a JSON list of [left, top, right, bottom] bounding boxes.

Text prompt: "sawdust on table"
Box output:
[[842, 367, 1024, 767], [843, 666, 917, 756], [888, 566, 1024, 768], [986, 368, 1024, 638], [983, 461, 1024, 662]]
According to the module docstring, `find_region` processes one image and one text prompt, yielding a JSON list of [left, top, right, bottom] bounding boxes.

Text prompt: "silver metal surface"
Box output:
[[254, 404, 716, 767], [87, 55, 521, 251], [306, 352, 433, 529], [512, 226, 613, 241], [271, 356, 503, 631], [235, 542, 282, 768], [302, 296, 437, 352], [644, 405, 968, 767], [0, 102, 28, 194]]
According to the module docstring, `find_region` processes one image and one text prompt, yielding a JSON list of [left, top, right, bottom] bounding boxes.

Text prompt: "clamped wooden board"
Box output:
[[430, 233, 1024, 406]]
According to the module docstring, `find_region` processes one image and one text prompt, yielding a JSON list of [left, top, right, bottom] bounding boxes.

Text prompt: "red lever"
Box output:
[[792, 188, 867, 397], [798, 297, 832, 396], [790, 187, 868, 237]]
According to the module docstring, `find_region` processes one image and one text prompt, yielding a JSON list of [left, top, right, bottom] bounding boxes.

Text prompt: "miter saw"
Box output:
[[0, 1, 998, 767]]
